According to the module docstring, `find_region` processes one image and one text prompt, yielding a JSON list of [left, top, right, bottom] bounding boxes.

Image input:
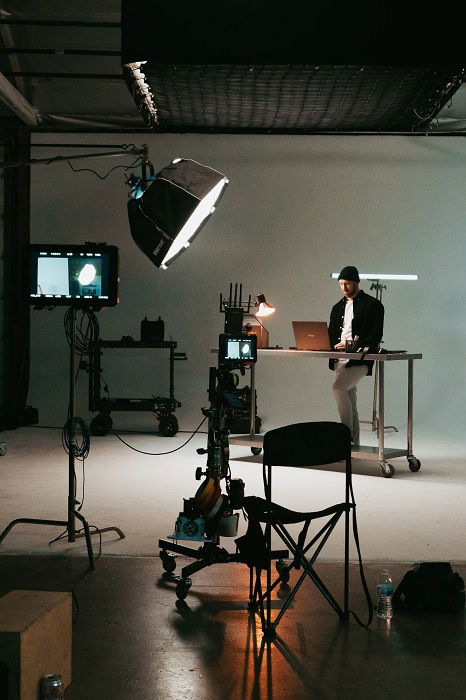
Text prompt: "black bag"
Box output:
[[393, 562, 465, 613]]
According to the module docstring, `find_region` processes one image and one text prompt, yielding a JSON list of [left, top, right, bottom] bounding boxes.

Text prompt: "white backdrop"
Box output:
[[28, 133, 466, 444]]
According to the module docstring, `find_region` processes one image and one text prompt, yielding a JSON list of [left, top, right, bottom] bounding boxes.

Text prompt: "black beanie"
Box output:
[[338, 265, 360, 283]]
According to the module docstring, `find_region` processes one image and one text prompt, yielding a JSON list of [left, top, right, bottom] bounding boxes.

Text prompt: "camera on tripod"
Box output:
[[165, 284, 258, 544]]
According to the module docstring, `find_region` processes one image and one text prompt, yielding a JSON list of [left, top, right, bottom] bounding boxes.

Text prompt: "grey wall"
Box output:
[[28, 133, 466, 441]]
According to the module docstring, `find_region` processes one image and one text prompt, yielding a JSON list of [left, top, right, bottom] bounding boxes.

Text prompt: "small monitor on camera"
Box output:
[[219, 333, 257, 365], [28, 243, 119, 308]]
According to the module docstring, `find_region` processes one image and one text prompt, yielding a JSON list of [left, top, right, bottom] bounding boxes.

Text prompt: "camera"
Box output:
[[218, 332, 257, 369]]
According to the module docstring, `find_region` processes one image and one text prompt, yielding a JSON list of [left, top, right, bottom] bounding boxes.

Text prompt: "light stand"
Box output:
[[0, 306, 125, 569], [363, 280, 398, 433]]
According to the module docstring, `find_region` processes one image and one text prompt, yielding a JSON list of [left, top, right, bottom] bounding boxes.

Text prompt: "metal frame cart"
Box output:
[[88, 338, 187, 436], [226, 349, 422, 478]]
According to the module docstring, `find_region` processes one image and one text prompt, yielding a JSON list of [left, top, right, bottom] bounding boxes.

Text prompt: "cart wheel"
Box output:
[[0, 441, 6, 456], [408, 456, 421, 472], [176, 578, 192, 600], [251, 447, 262, 456], [159, 414, 179, 437], [380, 462, 395, 478], [160, 550, 177, 573], [90, 413, 113, 436], [276, 558, 290, 584]]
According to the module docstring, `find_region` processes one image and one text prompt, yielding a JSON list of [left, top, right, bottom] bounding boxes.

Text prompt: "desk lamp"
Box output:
[[220, 284, 276, 348], [255, 294, 275, 318]]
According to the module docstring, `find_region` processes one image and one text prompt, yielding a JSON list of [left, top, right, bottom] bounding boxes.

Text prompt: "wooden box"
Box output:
[[246, 320, 269, 348], [0, 589, 72, 700]]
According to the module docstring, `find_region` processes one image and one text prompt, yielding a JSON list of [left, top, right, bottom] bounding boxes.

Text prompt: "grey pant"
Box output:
[[332, 363, 368, 444]]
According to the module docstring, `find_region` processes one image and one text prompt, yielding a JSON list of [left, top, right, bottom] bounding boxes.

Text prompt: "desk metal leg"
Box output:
[[406, 360, 421, 472], [407, 359, 413, 456], [377, 363, 395, 477], [378, 363, 384, 463]]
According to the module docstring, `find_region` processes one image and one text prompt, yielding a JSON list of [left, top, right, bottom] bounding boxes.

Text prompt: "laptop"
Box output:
[[292, 321, 331, 351]]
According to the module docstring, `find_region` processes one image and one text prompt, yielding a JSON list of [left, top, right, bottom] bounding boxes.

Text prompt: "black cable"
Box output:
[[111, 416, 207, 455], [48, 524, 102, 561], [62, 417, 91, 461], [72, 590, 80, 624], [67, 155, 143, 180], [64, 307, 100, 356], [347, 477, 374, 628]]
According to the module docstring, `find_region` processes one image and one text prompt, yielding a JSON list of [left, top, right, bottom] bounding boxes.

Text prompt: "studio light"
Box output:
[[128, 158, 229, 269], [254, 293, 276, 318]]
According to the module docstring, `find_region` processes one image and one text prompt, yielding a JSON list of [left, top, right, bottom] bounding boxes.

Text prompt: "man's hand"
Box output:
[[334, 342, 346, 350]]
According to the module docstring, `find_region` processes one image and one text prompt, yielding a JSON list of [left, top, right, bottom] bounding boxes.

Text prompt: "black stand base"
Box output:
[[0, 515, 125, 571], [159, 537, 289, 601]]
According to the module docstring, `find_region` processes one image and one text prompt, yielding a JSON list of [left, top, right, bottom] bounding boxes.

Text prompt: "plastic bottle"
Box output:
[[376, 568, 394, 619]]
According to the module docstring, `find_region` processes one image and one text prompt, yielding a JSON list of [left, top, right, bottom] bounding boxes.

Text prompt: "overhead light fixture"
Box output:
[[254, 293, 276, 318], [330, 273, 419, 281], [128, 158, 229, 269]]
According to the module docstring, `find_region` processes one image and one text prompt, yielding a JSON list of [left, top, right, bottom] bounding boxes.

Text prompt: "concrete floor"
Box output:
[[1, 554, 465, 699], [1, 427, 466, 697]]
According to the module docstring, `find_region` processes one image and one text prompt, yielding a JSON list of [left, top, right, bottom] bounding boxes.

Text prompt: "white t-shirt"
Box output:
[[338, 299, 353, 365]]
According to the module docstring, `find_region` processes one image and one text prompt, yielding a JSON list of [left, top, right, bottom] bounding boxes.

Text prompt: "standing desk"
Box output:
[[227, 348, 422, 478]]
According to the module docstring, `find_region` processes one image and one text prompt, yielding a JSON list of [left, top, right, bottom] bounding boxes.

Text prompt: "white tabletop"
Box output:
[[255, 348, 422, 361]]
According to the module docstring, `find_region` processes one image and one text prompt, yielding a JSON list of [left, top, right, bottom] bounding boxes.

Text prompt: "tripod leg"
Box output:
[[0, 518, 68, 544], [72, 509, 95, 570]]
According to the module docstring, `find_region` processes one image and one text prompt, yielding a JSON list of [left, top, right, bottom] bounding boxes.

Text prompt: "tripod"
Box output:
[[0, 307, 125, 569]]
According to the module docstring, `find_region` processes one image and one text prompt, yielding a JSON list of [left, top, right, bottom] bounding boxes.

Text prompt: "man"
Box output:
[[328, 265, 384, 445]]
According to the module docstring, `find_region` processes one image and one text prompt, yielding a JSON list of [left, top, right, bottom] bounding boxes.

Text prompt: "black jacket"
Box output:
[[328, 289, 384, 375]]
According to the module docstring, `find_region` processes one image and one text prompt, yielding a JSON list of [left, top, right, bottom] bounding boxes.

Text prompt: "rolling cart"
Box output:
[[88, 338, 187, 436]]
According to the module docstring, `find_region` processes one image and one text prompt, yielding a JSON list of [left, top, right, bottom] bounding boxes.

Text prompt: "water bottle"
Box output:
[[376, 568, 394, 619]]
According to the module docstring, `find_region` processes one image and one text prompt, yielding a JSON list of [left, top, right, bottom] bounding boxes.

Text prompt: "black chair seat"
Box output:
[[243, 495, 352, 525]]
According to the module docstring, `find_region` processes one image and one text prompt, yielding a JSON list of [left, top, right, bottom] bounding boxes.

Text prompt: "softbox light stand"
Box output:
[[0, 307, 125, 569]]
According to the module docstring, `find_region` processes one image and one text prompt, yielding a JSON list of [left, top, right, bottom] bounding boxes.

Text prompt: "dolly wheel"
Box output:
[[276, 558, 290, 584], [160, 550, 176, 573], [176, 578, 192, 600]]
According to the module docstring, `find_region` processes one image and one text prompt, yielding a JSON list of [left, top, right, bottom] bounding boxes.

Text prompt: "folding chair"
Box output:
[[241, 421, 358, 639]]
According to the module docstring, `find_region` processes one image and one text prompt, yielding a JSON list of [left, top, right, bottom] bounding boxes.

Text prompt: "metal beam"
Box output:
[[0, 48, 121, 56], [0, 72, 38, 125], [3, 72, 122, 80], [0, 19, 120, 28]]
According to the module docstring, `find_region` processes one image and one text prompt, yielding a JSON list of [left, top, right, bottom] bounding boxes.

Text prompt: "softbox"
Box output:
[[128, 158, 228, 269]]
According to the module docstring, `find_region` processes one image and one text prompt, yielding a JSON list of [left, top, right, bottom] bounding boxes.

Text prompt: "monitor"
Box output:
[[28, 243, 119, 308]]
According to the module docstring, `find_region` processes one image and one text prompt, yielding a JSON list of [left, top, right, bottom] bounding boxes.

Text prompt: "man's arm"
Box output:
[[355, 299, 384, 349]]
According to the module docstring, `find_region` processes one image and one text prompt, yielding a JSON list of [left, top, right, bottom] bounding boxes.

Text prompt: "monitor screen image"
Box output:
[[28, 244, 119, 307]]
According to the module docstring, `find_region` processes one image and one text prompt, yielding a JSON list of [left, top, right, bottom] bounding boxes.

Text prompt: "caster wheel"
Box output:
[[90, 413, 113, 436], [251, 447, 262, 456], [276, 558, 290, 584], [380, 462, 395, 478], [159, 414, 179, 437], [0, 441, 6, 456], [408, 456, 421, 472], [176, 578, 192, 600], [160, 551, 176, 573]]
